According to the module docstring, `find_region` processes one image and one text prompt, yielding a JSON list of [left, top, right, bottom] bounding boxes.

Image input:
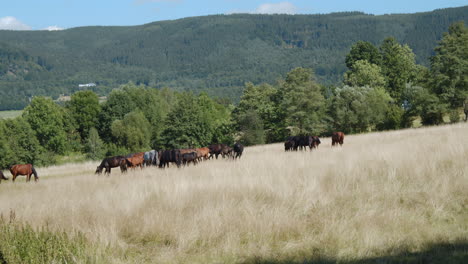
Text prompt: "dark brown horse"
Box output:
[[332, 132, 345, 147], [10, 164, 38, 182], [96, 156, 127, 175], [0, 171, 8, 183]]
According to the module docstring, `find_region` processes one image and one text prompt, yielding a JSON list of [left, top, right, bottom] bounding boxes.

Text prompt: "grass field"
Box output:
[[0, 110, 22, 120], [0, 123, 467, 263]]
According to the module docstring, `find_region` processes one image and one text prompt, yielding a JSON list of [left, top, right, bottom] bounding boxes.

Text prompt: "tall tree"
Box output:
[[345, 41, 382, 69], [429, 21, 468, 108], [278, 68, 326, 135], [331, 86, 392, 133], [379, 37, 418, 103], [111, 110, 151, 152], [2, 117, 41, 166], [344, 60, 386, 88], [67, 90, 101, 141], [22, 97, 68, 154]]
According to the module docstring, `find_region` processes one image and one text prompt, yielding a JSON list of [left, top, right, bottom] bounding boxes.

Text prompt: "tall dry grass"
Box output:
[[0, 124, 467, 263]]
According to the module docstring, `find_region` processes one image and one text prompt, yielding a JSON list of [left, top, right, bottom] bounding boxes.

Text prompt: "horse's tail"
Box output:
[[31, 166, 38, 180]]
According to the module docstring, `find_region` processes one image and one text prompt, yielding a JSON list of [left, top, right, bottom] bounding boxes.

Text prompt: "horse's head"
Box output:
[[95, 166, 103, 175]]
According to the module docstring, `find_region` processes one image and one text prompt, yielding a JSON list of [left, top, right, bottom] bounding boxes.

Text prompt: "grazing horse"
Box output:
[[95, 156, 127, 175], [233, 143, 244, 159], [159, 149, 182, 168], [196, 147, 210, 161], [126, 152, 145, 169], [332, 132, 345, 147], [284, 140, 295, 151], [311, 136, 321, 149], [144, 150, 158, 167], [10, 164, 38, 182], [0, 171, 8, 183], [182, 152, 198, 166], [208, 144, 225, 159]]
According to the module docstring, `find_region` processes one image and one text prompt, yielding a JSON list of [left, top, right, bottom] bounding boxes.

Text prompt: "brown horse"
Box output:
[[0, 171, 8, 183], [96, 156, 127, 175], [126, 152, 145, 169], [332, 132, 345, 147], [10, 164, 38, 182], [196, 147, 210, 161]]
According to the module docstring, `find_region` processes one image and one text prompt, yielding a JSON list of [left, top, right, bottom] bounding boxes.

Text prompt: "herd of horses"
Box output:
[[284, 132, 344, 151], [0, 132, 345, 182], [95, 143, 245, 175]]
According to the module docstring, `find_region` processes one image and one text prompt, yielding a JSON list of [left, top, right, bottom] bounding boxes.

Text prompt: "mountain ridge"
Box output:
[[0, 6, 467, 110]]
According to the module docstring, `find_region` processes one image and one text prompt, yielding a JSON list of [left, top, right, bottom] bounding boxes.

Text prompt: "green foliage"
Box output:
[[404, 85, 447, 126], [162, 92, 231, 148], [237, 110, 265, 145], [344, 60, 386, 88], [233, 82, 282, 143], [111, 111, 151, 152], [85, 127, 106, 160], [22, 97, 68, 155], [345, 41, 382, 69], [380, 37, 418, 103], [429, 21, 468, 108], [2, 117, 42, 166], [278, 68, 326, 135], [331, 86, 392, 133], [0, 121, 14, 169], [67, 90, 101, 141], [0, 218, 106, 263], [0, 7, 467, 110]]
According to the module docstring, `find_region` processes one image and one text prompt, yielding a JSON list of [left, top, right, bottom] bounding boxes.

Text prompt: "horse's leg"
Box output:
[[12, 174, 16, 182], [27, 174, 31, 182]]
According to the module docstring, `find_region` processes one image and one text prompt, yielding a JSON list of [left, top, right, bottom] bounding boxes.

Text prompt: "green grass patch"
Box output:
[[0, 110, 22, 120], [0, 217, 110, 264]]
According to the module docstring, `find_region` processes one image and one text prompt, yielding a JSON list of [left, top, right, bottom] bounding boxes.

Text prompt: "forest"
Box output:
[[0, 20, 466, 168], [0, 6, 467, 110]]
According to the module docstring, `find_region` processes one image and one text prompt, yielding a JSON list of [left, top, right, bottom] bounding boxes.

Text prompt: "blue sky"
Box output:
[[1, 0, 467, 30]]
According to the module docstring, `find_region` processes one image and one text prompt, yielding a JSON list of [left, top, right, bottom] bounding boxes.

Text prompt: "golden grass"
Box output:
[[0, 124, 467, 263]]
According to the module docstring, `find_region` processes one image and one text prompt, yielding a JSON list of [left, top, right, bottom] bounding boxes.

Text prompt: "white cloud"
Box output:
[[254, 2, 298, 15], [0, 16, 31, 30], [43, 25, 65, 31]]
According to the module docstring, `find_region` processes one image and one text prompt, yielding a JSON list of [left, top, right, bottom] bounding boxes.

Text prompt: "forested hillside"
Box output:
[[0, 6, 467, 110]]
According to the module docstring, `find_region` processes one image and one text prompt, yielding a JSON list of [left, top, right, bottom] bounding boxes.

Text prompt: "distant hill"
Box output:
[[0, 6, 467, 110]]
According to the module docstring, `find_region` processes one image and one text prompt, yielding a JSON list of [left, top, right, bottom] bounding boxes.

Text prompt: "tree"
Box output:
[[237, 110, 265, 145], [345, 41, 382, 69], [344, 60, 386, 88], [67, 90, 101, 141], [161, 92, 231, 148], [2, 117, 41, 166], [111, 110, 151, 152], [85, 127, 106, 160], [429, 21, 468, 108], [22, 97, 68, 154], [404, 85, 446, 126], [331, 86, 392, 133], [233, 82, 280, 143], [380, 37, 418, 103], [0, 121, 13, 169], [278, 68, 326, 135]]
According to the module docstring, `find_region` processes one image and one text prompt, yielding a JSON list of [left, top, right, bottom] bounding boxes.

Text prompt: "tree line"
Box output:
[[0, 21, 466, 168]]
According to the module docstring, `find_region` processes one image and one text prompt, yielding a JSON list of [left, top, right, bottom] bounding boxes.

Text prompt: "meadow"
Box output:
[[0, 123, 467, 263], [0, 110, 22, 120]]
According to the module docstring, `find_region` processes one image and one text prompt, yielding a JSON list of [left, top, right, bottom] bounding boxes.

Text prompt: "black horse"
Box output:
[[233, 143, 244, 159], [95, 156, 127, 175], [159, 149, 182, 168]]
